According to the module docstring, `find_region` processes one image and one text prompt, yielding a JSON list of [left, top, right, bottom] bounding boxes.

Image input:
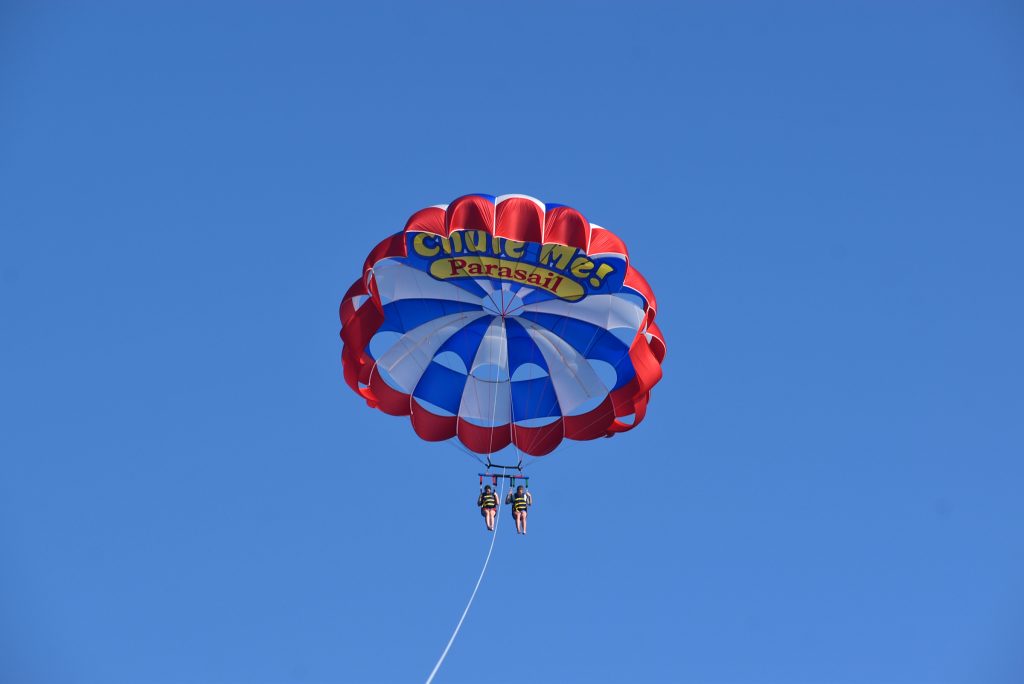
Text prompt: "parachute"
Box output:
[[339, 194, 666, 457]]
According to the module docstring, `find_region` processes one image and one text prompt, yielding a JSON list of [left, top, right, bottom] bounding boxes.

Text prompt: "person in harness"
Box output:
[[477, 485, 498, 531], [505, 485, 532, 535]]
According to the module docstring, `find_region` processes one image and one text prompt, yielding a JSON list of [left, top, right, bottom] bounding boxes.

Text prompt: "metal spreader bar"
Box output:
[[478, 473, 530, 489]]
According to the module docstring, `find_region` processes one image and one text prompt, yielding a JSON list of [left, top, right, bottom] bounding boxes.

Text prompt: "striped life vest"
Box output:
[[512, 493, 529, 512], [479, 493, 497, 509]]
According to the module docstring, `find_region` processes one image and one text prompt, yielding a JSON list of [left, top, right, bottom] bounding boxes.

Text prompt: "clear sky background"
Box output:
[[2, 2, 1022, 683]]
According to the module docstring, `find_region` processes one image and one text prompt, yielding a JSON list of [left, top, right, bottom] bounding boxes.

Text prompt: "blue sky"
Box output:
[[2, 2, 1022, 682]]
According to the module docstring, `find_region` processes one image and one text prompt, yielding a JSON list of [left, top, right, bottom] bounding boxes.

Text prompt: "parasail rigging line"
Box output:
[[421, 458, 505, 684]]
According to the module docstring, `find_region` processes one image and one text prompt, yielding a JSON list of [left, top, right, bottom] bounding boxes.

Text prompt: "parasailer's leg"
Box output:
[[521, 512, 527, 535]]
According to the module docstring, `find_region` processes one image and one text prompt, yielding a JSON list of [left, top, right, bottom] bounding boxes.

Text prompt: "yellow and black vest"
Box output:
[[512, 493, 529, 512], [479, 493, 497, 508]]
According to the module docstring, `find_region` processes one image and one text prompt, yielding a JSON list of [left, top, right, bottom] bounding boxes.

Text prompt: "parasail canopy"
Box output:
[[339, 194, 666, 456]]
